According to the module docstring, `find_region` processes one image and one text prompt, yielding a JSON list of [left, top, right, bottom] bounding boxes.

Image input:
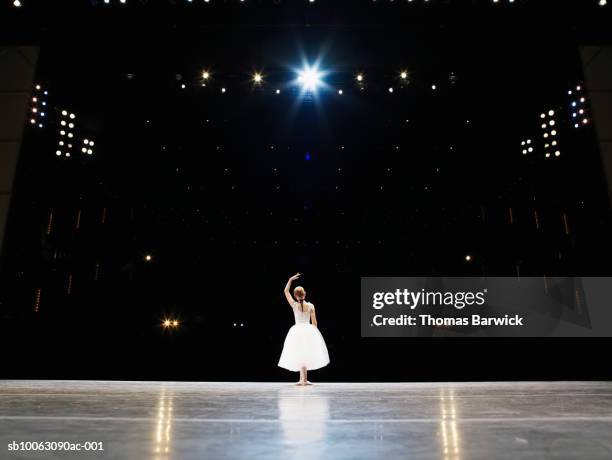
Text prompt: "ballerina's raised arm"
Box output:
[[284, 273, 301, 307]]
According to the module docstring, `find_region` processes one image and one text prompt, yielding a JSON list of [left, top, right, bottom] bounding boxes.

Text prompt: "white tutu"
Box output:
[[278, 302, 330, 372]]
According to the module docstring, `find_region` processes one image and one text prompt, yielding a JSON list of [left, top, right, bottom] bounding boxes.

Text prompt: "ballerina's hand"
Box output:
[[289, 273, 301, 281]]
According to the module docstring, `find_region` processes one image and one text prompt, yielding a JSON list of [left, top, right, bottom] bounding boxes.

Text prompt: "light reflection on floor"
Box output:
[[1, 381, 612, 459], [154, 387, 174, 459]]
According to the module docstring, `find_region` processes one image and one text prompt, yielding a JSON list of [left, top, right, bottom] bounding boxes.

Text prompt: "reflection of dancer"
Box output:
[[278, 388, 329, 449], [278, 273, 330, 385]]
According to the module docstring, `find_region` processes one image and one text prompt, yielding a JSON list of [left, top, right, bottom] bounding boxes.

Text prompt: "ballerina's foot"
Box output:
[[304, 381, 313, 386], [296, 381, 306, 386]]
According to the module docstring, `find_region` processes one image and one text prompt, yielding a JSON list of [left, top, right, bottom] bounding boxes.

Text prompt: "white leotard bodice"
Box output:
[[292, 302, 312, 325]]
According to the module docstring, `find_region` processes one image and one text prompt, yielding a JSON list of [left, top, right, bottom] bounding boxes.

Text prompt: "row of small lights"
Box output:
[[186, 69, 438, 95], [56, 110, 76, 158], [29, 84, 48, 128], [10, 0, 609, 7], [162, 319, 247, 329], [540, 109, 561, 159], [11, 0, 608, 7], [569, 85, 589, 128]]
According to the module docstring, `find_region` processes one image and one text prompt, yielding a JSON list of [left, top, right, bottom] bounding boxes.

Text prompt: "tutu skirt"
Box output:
[[278, 323, 330, 372]]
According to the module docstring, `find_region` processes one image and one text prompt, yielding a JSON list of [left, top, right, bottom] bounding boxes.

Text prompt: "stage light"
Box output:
[[172, 320, 179, 327], [356, 73, 364, 82], [29, 84, 48, 128], [297, 66, 322, 91], [163, 320, 171, 328], [145, 254, 153, 262], [253, 72, 263, 84], [465, 255, 472, 262], [569, 84, 591, 129], [400, 71, 408, 80], [202, 70, 211, 80], [83, 138, 95, 155], [539, 109, 562, 157]]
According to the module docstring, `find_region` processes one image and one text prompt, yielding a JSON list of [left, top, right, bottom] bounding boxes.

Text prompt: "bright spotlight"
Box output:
[[253, 72, 263, 84], [297, 66, 322, 91]]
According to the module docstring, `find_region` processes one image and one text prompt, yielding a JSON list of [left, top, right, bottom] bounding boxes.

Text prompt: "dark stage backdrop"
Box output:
[[1, 1, 612, 381]]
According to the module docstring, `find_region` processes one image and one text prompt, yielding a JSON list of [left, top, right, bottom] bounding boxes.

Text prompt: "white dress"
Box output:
[[278, 302, 330, 372]]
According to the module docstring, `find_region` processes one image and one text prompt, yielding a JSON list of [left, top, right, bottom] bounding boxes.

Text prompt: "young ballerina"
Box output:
[[278, 273, 330, 385]]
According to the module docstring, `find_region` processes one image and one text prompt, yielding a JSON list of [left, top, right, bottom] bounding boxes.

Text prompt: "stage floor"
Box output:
[[1, 381, 612, 459]]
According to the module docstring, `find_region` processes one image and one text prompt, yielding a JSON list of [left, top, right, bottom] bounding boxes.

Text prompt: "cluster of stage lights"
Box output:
[[12, 0, 608, 7], [520, 84, 590, 160], [52, 109, 96, 159], [29, 84, 47, 129], [56, 110, 77, 158], [540, 110, 561, 159], [162, 318, 180, 329], [569, 85, 590, 129], [81, 138, 95, 156]]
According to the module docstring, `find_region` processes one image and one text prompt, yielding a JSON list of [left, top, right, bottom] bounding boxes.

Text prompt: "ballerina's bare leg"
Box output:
[[296, 367, 307, 385]]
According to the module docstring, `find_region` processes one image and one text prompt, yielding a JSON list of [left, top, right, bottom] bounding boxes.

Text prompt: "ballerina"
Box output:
[[278, 273, 330, 386]]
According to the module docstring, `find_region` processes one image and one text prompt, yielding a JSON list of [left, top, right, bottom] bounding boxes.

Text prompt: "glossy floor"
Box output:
[[1, 381, 612, 459]]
